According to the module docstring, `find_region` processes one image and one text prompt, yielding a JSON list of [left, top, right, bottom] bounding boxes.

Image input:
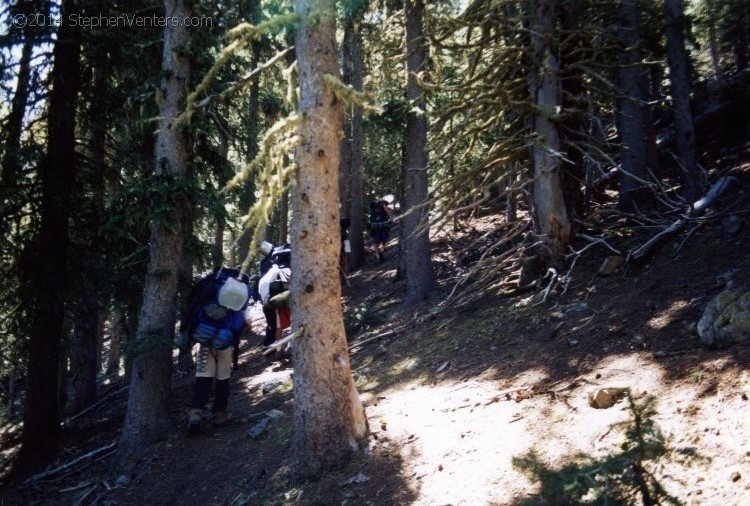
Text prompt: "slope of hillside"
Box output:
[[2, 151, 750, 506]]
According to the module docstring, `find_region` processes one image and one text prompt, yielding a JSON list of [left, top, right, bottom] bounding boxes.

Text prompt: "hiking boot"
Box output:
[[187, 408, 203, 436], [212, 410, 234, 426]]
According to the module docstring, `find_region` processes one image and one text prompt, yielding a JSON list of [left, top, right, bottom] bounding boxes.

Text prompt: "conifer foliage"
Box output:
[[0, 0, 748, 485]]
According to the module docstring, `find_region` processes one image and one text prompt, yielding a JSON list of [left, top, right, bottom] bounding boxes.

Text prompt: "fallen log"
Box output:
[[262, 327, 305, 356], [23, 443, 117, 485], [347, 326, 407, 351], [67, 385, 129, 423], [627, 176, 738, 262]]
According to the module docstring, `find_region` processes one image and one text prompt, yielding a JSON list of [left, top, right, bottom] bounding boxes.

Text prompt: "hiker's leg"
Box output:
[[213, 379, 230, 413], [212, 347, 233, 416], [191, 344, 213, 409], [262, 305, 277, 346], [190, 377, 212, 409]]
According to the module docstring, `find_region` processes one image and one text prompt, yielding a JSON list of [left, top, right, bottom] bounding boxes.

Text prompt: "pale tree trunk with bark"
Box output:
[[403, 0, 434, 305], [528, 0, 571, 269], [291, 0, 367, 481], [117, 0, 191, 463], [665, 0, 702, 203]]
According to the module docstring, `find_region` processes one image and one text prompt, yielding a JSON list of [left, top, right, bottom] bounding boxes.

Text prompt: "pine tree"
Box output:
[[16, 0, 82, 471], [291, 0, 368, 480], [403, 0, 435, 304], [117, 0, 192, 462]]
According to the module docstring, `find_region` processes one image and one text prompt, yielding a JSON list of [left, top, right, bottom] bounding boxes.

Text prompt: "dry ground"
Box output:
[[2, 168, 750, 505]]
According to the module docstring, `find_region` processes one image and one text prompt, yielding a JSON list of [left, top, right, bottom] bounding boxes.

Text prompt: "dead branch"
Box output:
[[67, 386, 129, 423], [692, 176, 737, 215], [262, 327, 305, 356], [348, 326, 407, 351], [574, 234, 622, 256], [72, 483, 98, 506], [584, 166, 618, 191], [479, 385, 531, 407], [23, 443, 117, 485], [546, 374, 591, 393], [60, 481, 94, 493], [194, 46, 295, 110], [628, 217, 686, 261], [627, 176, 737, 262]]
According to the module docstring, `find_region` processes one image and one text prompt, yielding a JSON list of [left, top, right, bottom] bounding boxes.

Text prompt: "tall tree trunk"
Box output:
[[291, 0, 367, 481], [237, 0, 262, 263], [403, 0, 434, 305], [279, 189, 289, 243], [665, 0, 702, 203], [7, 369, 17, 420], [16, 0, 82, 472], [559, 0, 585, 221], [117, 0, 191, 463], [527, 0, 571, 269], [106, 309, 125, 375], [341, 4, 367, 270], [394, 142, 408, 281], [615, 0, 659, 212], [727, 3, 749, 72], [70, 62, 109, 415], [0, 36, 33, 229], [213, 121, 230, 267], [707, 3, 721, 80]]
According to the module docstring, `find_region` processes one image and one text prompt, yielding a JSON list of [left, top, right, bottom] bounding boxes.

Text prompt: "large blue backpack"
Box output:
[[181, 267, 249, 350]]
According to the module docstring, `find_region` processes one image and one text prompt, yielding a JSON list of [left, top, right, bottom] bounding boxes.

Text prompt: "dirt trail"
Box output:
[[3, 190, 750, 505]]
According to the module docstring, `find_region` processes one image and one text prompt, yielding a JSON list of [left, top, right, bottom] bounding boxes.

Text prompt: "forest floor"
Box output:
[[2, 152, 750, 505]]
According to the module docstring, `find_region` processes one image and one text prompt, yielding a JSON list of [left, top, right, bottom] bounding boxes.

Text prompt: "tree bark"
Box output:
[[726, 4, 749, 72], [70, 61, 109, 415], [403, 0, 434, 305], [291, 0, 367, 481], [615, 0, 659, 212], [559, 0, 585, 220], [117, 0, 191, 463], [0, 36, 33, 231], [341, 4, 367, 270], [665, 0, 702, 202], [237, 0, 262, 263], [706, 4, 721, 80], [16, 0, 82, 472], [527, 0, 571, 269], [106, 309, 125, 376]]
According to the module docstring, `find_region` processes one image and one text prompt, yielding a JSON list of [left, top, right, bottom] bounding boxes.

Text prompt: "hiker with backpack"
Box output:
[[369, 199, 391, 262], [257, 241, 292, 349], [178, 267, 251, 436]]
